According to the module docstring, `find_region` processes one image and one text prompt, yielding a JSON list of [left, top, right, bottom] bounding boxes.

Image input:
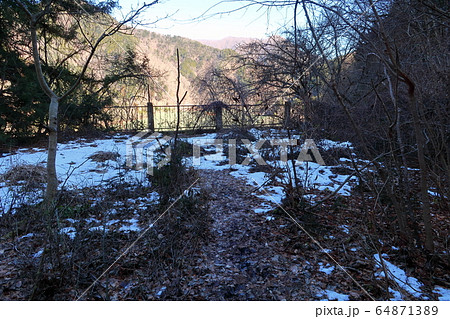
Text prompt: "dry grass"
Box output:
[[1, 164, 47, 187], [88, 151, 120, 162]]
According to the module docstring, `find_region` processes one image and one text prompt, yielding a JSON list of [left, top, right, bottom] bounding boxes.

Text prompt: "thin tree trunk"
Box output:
[[174, 48, 187, 150], [29, 17, 60, 206], [407, 90, 434, 251], [368, 0, 434, 252], [16, 0, 159, 208], [174, 48, 181, 149], [45, 96, 59, 204]]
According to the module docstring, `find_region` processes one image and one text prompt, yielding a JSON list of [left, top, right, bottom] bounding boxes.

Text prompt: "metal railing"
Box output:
[[103, 103, 288, 131]]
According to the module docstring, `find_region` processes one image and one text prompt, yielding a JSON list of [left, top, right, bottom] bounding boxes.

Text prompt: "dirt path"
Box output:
[[0, 169, 327, 300], [179, 169, 319, 300]]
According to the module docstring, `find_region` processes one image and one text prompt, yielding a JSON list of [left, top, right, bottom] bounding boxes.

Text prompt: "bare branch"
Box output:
[[61, 2, 159, 100]]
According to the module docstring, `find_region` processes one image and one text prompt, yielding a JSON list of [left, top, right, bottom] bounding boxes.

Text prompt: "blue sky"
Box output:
[[114, 0, 295, 40]]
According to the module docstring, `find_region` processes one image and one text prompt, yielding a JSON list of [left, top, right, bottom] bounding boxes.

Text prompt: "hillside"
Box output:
[[197, 36, 256, 50], [134, 30, 227, 105]]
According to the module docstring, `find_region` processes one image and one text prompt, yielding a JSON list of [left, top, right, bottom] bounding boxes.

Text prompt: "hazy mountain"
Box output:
[[197, 36, 256, 50]]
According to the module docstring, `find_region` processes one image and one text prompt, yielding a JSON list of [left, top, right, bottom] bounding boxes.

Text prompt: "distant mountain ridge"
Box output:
[[197, 36, 256, 50]]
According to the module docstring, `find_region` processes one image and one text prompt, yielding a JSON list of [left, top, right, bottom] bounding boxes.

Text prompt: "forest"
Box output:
[[0, 0, 448, 301]]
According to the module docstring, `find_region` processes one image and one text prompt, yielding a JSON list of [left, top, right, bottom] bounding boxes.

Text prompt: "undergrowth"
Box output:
[[0, 147, 210, 300]]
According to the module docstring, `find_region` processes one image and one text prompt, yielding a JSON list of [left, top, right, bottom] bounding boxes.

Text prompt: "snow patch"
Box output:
[[255, 186, 284, 205], [319, 139, 353, 151], [60, 227, 77, 240], [389, 288, 403, 301], [319, 263, 335, 275], [433, 286, 450, 301], [18, 233, 34, 240], [33, 249, 44, 259], [119, 218, 141, 233], [0, 134, 152, 215], [89, 226, 108, 232], [156, 286, 167, 298], [374, 254, 423, 299], [320, 289, 350, 301], [254, 206, 272, 214]]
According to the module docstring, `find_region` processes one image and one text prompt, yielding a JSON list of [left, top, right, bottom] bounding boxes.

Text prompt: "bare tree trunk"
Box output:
[[407, 90, 434, 252], [45, 96, 59, 204], [28, 13, 60, 206], [367, 0, 434, 251], [16, 0, 157, 206], [174, 48, 187, 150], [174, 49, 181, 148]]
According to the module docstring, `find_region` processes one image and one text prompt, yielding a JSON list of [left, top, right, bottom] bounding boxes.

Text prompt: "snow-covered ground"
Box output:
[[0, 129, 448, 301], [374, 253, 450, 301], [185, 131, 358, 203], [0, 133, 148, 214]]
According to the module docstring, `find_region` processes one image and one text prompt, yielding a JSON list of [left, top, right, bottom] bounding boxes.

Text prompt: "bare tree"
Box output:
[[15, 0, 159, 205], [216, 0, 449, 253]]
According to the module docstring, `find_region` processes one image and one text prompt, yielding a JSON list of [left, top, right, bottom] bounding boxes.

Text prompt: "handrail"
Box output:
[[103, 103, 281, 109]]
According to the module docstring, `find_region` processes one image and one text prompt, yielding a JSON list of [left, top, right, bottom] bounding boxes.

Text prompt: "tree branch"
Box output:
[[61, 2, 158, 100]]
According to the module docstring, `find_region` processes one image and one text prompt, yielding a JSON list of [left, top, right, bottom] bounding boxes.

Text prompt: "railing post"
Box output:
[[215, 102, 223, 131], [284, 101, 291, 128], [147, 102, 154, 131]]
